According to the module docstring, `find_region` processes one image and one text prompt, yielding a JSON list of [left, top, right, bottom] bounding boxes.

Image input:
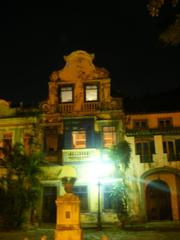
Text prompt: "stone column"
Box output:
[[54, 193, 82, 240]]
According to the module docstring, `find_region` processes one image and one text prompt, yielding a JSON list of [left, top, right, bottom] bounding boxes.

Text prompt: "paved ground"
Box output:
[[1, 229, 180, 240], [1, 221, 180, 240]]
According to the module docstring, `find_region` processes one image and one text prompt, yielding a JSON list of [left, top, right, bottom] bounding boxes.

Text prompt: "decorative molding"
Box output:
[[49, 50, 109, 82]]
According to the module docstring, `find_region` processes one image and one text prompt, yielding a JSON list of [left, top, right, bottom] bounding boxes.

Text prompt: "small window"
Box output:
[[60, 86, 73, 103], [134, 120, 148, 129], [135, 140, 155, 163], [85, 85, 98, 101], [44, 128, 58, 153], [23, 133, 32, 154], [72, 131, 86, 149], [103, 127, 116, 148], [158, 118, 172, 128], [0, 132, 12, 152], [163, 139, 180, 161], [73, 186, 88, 212]]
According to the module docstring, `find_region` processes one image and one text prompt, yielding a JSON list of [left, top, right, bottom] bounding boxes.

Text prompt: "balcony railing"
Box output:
[[82, 102, 101, 111], [62, 148, 100, 162], [58, 102, 101, 114], [126, 127, 180, 136], [59, 103, 74, 113]]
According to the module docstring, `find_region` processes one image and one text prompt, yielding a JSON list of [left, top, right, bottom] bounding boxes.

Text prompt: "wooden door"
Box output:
[[146, 180, 172, 220], [42, 186, 57, 223]]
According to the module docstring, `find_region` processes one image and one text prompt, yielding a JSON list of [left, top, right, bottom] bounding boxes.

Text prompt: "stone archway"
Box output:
[[146, 180, 172, 221], [141, 167, 180, 221]]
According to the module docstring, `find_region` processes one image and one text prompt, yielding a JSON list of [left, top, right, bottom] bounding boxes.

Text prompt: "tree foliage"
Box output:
[[110, 181, 128, 220], [147, 0, 178, 17], [0, 143, 44, 229], [109, 140, 131, 224], [159, 14, 180, 45], [110, 140, 131, 170], [147, 0, 180, 45]]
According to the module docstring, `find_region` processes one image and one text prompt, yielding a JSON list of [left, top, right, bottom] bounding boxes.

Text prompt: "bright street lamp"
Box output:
[[86, 155, 114, 231]]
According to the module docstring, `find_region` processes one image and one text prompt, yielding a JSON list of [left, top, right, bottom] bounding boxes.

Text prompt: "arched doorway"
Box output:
[[146, 180, 172, 220]]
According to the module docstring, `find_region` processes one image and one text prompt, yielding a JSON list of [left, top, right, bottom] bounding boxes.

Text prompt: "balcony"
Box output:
[[59, 103, 74, 113], [82, 102, 101, 111], [126, 127, 180, 136], [58, 102, 101, 114], [62, 148, 100, 162]]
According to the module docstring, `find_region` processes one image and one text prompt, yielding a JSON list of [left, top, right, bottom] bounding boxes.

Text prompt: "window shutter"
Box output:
[[95, 132, 102, 148], [86, 130, 94, 148], [143, 142, 149, 155], [175, 139, 180, 159], [150, 141, 155, 154], [175, 139, 180, 151], [64, 131, 72, 149], [59, 134, 64, 149], [168, 141, 174, 154], [163, 141, 167, 153], [135, 143, 141, 155]]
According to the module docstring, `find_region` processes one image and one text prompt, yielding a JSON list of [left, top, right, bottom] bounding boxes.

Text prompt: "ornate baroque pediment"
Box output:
[[50, 50, 109, 82]]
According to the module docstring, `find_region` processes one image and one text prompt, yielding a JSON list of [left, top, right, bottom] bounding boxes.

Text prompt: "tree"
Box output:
[[159, 14, 180, 46], [110, 141, 131, 170], [147, 0, 180, 46], [0, 143, 44, 229], [109, 140, 131, 227]]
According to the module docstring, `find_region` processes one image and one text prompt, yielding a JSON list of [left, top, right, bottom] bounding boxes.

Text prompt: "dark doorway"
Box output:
[[146, 180, 172, 220], [42, 186, 57, 223]]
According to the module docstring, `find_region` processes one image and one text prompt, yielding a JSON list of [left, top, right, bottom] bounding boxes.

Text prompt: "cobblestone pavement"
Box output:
[[85, 230, 180, 240], [0, 228, 180, 240], [1, 222, 180, 240]]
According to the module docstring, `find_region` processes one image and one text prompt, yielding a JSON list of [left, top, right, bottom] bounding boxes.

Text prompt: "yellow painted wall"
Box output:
[[126, 112, 180, 129]]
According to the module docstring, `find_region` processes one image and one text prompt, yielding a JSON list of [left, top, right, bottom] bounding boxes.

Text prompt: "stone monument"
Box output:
[[55, 166, 82, 240]]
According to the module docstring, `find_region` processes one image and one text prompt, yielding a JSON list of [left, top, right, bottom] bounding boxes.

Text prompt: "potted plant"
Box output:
[[61, 177, 76, 193]]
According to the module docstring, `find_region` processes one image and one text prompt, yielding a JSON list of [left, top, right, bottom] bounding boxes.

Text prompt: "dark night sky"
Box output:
[[0, 2, 179, 105]]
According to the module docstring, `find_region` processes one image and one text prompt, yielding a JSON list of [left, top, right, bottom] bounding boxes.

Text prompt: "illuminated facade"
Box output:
[[0, 51, 123, 226], [125, 112, 180, 221], [38, 50, 124, 225], [0, 50, 180, 225]]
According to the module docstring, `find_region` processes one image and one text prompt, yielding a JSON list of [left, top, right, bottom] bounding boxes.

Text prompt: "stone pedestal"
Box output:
[[55, 193, 82, 240]]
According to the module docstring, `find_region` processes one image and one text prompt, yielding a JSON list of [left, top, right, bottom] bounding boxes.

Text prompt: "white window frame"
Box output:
[[103, 126, 116, 148], [85, 85, 98, 101], [72, 130, 86, 149], [60, 86, 73, 103]]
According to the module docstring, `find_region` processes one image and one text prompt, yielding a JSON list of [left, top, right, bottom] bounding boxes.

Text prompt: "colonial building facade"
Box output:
[[126, 112, 180, 221], [0, 50, 180, 226]]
